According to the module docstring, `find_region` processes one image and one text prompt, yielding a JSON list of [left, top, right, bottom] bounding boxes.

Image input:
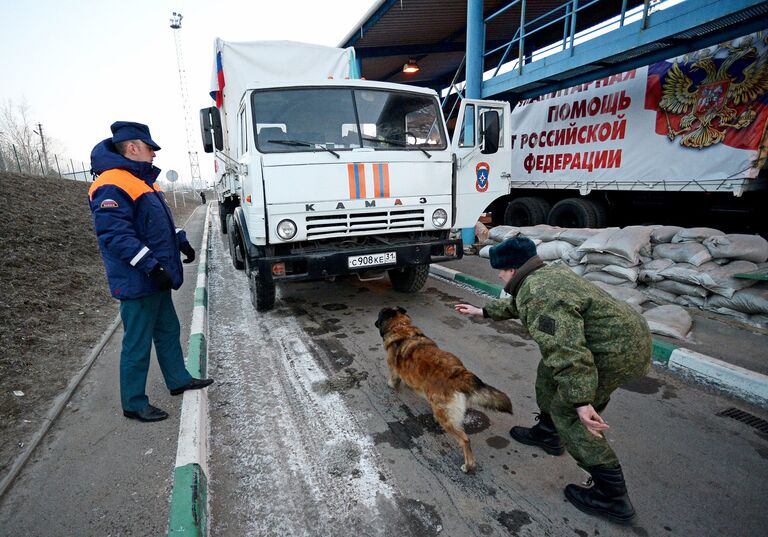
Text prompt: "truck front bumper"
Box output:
[[254, 238, 462, 282]]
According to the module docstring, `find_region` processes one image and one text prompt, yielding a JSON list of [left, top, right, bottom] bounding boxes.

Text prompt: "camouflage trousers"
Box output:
[[535, 346, 650, 468]]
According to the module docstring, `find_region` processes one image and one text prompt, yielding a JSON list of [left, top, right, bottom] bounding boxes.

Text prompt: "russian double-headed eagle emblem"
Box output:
[[658, 34, 768, 148]]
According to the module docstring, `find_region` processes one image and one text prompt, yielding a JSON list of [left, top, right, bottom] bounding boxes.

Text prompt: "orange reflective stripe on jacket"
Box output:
[[88, 169, 162, 201]]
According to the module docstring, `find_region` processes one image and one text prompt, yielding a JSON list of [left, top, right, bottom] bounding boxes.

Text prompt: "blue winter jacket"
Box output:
[[89, 139, 189, 300]]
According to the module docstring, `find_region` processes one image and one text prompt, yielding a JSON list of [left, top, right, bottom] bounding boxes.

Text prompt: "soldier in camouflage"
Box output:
[[455, 236, 651, 524]]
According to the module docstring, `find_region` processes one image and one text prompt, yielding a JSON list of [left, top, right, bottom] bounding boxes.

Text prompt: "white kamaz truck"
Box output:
[[449, 30, 768, 235], [199, 40, 470, 311]]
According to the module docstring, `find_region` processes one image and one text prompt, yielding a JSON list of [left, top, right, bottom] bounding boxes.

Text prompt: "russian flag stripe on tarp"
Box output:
[[210, 51, 225, 107]]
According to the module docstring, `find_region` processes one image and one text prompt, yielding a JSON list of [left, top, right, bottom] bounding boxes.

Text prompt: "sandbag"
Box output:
[[652, 279, 709, 298], [475, 222, 490, 244], [568, 264, 588, 276], [597, 226, 653, 265], [650, 225, 684, 244], [602, 264, 639, 282], [643, 286, 678, 304], [583, 252, 639, 268], [639, 259, 675, 283], [518, 224, 564, 241], [658, 262, 719, 286], [674, 295, 706, 308], [643, 305, 692, 339], [704, 285, 768, 315], [537, 240, 575, 262], [703, 234, 768, 263], [559, 228, 605, 246], [694, 260, 759, 298], [489, 225, 519, 242], [584, 271, 636, 286], [653, 243, 713, 266], [591, 281, 648, 306], [671, 227, 724, 243], [703, 306, 752, 322], [578, 228, 619, 254], [561, 247, 587, 266]]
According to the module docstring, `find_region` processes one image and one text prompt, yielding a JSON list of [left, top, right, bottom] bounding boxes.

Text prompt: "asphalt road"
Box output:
[[206, 217, 768, 537]]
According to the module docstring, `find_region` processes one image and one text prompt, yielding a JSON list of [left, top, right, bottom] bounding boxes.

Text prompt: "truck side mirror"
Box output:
[[199, 107, 224, 153], [481, 110, 500, 155]]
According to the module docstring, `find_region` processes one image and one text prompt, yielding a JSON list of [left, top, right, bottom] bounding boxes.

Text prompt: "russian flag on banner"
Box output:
[[209, 50, 225, 108]]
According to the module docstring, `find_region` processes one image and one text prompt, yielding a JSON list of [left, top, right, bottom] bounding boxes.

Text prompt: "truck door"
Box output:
[[451, 99, 511, 229]]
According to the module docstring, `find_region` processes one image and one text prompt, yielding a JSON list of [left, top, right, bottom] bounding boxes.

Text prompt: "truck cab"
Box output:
[[201, 79, 462, 310]]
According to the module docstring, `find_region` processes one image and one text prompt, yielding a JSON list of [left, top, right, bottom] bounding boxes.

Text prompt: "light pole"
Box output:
[[33, 123, 50, 174]]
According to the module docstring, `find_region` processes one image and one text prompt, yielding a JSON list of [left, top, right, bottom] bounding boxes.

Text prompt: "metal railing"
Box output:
[[0, 140, 92, 181], [484, 0, 673, 77]]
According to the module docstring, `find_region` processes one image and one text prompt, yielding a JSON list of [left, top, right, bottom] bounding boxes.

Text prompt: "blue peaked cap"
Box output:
[[110, 121, 161, 151]]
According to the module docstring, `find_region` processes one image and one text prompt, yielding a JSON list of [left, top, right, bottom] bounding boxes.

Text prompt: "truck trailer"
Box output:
[[450, 30, 768, 236]]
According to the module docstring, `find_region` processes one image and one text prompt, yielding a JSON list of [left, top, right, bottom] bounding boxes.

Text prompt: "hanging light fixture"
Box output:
[[402, 58, 420, 74]]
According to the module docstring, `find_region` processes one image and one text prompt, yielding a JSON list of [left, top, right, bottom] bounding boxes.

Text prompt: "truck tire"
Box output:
[[388, 264, 429, 293], [547, 198, 598, 228], [226, 215, 245, 270], [586, 199, 608, 228], [249, 271, 275, 311], [219, 207, 228, 234], [504, 197, 549, 226]]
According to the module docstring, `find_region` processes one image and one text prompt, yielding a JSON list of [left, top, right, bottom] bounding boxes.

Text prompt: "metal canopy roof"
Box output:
[[339, 0, 645, 90], [340, 0, 768, 103]]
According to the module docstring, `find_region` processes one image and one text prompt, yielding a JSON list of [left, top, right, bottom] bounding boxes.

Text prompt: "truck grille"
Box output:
[[306, 209, 425, 238]]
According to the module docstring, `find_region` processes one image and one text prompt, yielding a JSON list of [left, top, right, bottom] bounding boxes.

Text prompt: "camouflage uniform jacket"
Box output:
[[484, 257, 651, 405]]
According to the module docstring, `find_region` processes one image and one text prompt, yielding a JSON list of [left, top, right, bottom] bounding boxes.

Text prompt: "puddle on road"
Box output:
[[394, 497, 443, 537], [373, 405, 443, 450], [322, 303, 349, 311], [311, 336, 355, 373], [305, 317, 343, 337], [312, 367, 369, 396], [486, 435, 510, 449], [621, 376, 678, 399], [496, 509, 532, 534]]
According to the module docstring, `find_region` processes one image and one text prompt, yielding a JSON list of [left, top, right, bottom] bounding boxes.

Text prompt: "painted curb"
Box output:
[[168, 206, 211, 536], [429, 263, 767, 407]]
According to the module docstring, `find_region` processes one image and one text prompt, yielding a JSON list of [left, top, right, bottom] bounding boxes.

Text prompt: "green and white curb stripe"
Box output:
[[168, 206, 211, 536], [667, 348, 768, 407], [430, 263, 768, 409]]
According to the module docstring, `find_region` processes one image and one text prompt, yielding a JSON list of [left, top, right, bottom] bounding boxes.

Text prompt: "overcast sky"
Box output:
[[0, 0, 378, 186]]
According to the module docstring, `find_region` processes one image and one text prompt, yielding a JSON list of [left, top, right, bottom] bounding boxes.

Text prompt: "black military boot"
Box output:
[[564, 465, 636, 524], [509, 413, 565, 455]]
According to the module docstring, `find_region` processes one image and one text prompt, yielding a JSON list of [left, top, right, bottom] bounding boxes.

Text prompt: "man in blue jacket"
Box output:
[[89, 121, 213, 422]]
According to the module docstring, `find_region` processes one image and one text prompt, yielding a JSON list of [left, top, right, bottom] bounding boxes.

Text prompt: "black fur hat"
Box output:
[[489, 236, 537, 269]]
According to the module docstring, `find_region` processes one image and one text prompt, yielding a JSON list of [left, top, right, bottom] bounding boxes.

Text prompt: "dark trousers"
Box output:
[[119, 291, 193, 412]]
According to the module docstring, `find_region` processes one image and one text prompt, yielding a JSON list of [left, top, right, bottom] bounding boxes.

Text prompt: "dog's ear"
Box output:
[[397, 306, 407, 314]]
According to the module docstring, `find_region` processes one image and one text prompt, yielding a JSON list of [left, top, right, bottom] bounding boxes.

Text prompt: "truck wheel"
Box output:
[[226, 215, 245, 270], [587, 200, 608, 228], [219, 207, 228, 234], [504, 197, 548, 226], [388, 264, 429, 293], [547, 198, 598, 228], [249, 271, 275, 311]]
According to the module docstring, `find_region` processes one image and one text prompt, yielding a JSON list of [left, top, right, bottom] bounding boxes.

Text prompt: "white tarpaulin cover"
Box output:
[[509, 32, 768, 191], [210, 39, 355, 150]]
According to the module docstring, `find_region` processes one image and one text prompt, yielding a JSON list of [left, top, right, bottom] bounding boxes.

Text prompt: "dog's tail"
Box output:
[[468, 375, 513, 414]]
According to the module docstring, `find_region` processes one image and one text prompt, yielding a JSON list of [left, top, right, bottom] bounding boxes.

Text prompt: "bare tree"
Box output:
[[0, 99, 57, 176]]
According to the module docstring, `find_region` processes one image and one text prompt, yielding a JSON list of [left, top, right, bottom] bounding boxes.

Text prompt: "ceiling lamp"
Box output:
[[402, 58, 420, 74]]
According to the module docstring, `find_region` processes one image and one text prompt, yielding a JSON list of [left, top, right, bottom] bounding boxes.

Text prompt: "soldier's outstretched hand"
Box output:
[[455, 304, 483, 316], [576, 404, 610, 437]]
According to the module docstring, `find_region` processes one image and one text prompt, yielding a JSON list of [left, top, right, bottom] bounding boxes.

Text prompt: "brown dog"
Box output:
[[375, 306, 513, 473]]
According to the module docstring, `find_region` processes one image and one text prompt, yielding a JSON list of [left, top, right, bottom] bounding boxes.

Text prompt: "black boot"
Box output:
[[510, 413, 565, 455], [564, 465, 636, 524]]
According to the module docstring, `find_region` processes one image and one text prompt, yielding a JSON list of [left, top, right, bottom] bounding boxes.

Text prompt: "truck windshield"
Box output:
[[252, 87, 447, 153]]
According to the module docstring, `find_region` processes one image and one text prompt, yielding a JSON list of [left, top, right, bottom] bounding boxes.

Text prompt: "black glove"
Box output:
[[180, 242, 195, 264], [149, 265, 173, 291]]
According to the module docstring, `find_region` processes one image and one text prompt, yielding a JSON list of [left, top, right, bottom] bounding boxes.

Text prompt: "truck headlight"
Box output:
[[276, 219, 297, 240], [432, 209, 448, 228]]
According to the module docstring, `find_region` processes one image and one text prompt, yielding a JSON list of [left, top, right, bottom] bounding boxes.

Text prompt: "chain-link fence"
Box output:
[[0, 140, 92, 181]]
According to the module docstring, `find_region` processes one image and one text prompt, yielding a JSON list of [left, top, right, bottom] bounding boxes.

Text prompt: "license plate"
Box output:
[[348, 252, 397, 269]]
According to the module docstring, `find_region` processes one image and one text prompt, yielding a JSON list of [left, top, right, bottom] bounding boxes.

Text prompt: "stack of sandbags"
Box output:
[[476, 222, 768, 328]]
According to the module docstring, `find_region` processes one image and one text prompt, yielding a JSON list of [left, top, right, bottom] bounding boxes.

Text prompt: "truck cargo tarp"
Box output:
[[210, 39, 355, 147], [509, 31, 768, 192]]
